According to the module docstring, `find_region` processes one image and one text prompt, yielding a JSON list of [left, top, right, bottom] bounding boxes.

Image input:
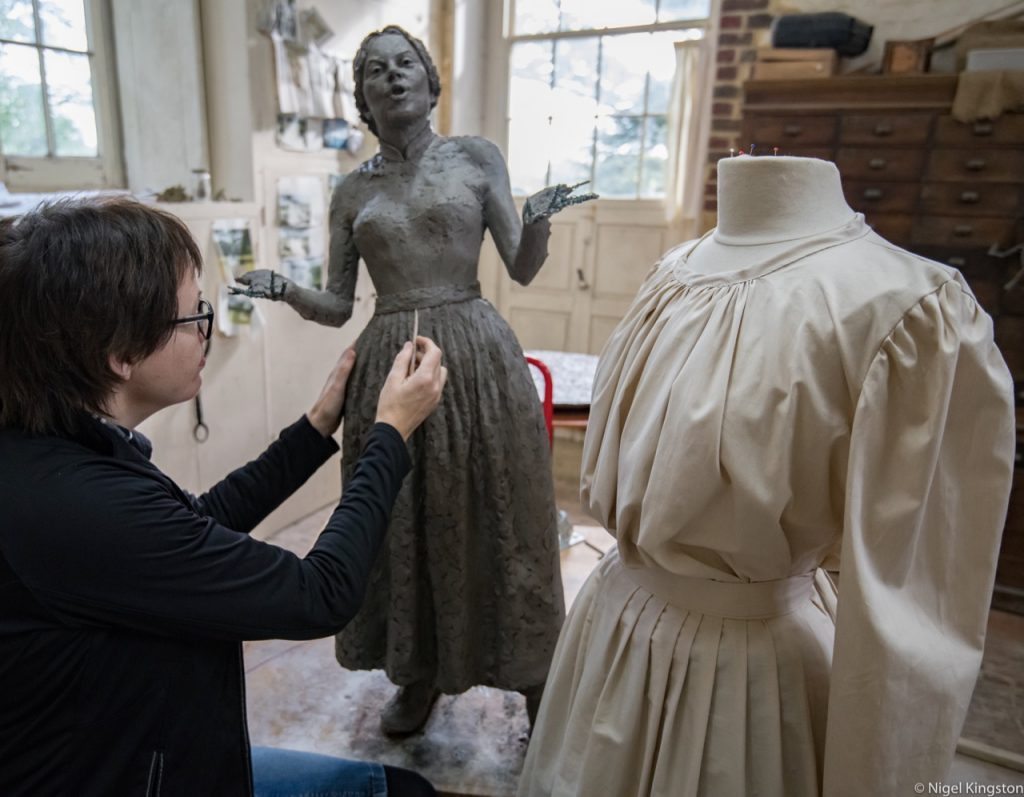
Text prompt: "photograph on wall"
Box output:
[[211, 218, 257, 332], [277, 175, 324, 228], [217, 285, 256, 335], [276, 114, 324, 152], [323, 118, 349, 150], [212, 218, 255, 278], [278, 226, 324, 291]]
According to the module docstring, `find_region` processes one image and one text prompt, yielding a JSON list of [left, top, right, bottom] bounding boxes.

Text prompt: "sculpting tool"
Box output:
[[408, 308, 419, 377]]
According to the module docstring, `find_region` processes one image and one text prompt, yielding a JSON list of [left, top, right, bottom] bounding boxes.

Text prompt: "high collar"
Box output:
[[378, 124, 435, 163], [89, 413, 154, 461]]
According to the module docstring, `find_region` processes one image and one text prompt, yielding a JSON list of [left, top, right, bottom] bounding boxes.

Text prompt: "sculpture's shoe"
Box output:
[[521, 682, 545, 730], [380, 681, 441, 737]]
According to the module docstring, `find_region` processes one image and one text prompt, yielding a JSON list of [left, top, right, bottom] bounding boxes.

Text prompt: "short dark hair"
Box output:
[[353, 25, 441, 138], [0, 196, 203, 434]]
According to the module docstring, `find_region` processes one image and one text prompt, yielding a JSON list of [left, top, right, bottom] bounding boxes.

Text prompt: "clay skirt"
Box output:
[[334, 282, 565, 693]]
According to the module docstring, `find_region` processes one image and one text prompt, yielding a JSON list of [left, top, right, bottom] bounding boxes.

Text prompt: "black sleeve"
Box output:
[[191, 415, 340, 533], [8, 423, 411, 641]]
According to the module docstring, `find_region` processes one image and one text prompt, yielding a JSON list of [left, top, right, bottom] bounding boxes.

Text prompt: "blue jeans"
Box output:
[[251, 746, 387, 797]]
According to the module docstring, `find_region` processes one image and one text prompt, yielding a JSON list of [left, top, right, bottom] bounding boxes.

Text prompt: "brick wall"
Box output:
[[701, 0, 779, 231]]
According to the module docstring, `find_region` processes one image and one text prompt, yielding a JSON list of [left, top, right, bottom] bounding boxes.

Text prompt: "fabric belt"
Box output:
[[374, 282, 482, 315], [621, 557, 815, 620]]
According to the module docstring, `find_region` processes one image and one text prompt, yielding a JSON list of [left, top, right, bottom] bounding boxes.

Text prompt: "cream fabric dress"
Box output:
[[518, 215, 1015, 797]]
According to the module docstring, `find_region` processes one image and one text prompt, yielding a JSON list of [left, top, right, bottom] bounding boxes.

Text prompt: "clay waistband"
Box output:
[[621, 557, 815, 620], [374, 282, 482, 314]]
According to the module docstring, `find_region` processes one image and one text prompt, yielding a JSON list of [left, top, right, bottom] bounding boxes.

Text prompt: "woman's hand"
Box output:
[[307, 348, 357, 437], [375, 337, 447, 440]]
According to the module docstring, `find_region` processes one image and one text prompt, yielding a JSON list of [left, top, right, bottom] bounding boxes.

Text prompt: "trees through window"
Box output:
[[506, 0, 710, 199]]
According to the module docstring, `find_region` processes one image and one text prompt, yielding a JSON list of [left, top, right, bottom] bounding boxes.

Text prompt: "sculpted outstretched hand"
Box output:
[[231, 269, 291, 300], [522, 181, 599, 225]]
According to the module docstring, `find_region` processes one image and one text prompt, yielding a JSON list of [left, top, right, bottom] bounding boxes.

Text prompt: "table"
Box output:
[[525, 349, 599, 429]]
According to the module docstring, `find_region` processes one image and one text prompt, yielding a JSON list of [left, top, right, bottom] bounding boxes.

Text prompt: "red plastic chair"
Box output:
[[526, 356, 554, 449]]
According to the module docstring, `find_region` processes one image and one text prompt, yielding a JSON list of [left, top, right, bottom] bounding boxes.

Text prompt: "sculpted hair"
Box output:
[[353, 24, 441, 137], [0, 196, 202, 434]]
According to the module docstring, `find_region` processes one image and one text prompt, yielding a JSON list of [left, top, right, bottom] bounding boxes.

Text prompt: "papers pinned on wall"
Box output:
[[265, 3, 361, 154], [276, 176, 326, 292], [211, 218, 258, 335]]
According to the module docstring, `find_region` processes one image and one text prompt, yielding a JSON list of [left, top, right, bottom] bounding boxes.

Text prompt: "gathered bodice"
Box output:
[[581, 216, 1006, 582]]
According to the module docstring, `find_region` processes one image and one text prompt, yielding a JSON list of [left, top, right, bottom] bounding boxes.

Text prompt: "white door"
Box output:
[[481, 198, 671, 355]]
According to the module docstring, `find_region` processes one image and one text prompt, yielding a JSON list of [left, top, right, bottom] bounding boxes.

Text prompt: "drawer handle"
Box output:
[[953, 224, 974, 237], [947, 256, 966, 267], [972, 122, 993, 136], [868, 157, 887, 170], [873, 122, 893, 136], [966, 158, 987, 171], [959, 191, 980, 204], [783, 124, 802, 136], [863, 188, 884, 200]]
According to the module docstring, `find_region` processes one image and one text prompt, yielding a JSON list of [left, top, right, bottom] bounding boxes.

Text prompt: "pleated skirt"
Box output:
[[334, 285, 565, 693], [518, 549, 837, 797]]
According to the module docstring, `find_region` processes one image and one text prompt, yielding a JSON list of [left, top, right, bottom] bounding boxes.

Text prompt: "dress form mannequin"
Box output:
[[686, 155, 857, 275]]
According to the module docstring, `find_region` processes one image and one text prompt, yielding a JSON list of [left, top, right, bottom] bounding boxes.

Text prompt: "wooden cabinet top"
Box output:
[[744, 74, 957, 111]]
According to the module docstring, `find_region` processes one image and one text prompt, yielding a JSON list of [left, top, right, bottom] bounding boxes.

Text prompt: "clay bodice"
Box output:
[[348, 136, 489, 295]]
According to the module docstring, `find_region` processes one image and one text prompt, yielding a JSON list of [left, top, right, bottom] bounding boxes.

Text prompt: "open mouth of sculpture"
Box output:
[[389, 85, 409, 101]]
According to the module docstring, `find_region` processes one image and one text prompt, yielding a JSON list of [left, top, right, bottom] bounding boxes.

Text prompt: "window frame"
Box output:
[[0, 0, 124, 190], [502, 0, 710, 200]]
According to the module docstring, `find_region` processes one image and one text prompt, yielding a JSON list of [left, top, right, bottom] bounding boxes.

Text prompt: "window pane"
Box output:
[[559, 0, 655, 31], [0, 0, 37, 43], [509, 41, 553, 121], [513, 0, 559, 35], [640, 115, 668, 197], [594, 115, 641, 198], [645, 32, 684, 114], [39, 0, 89, 51], [508, 115, 550, 196], [553, 36, 598, 108], [549, 114, 593, 187], [599, 33, 649, 115], [0, 43, 47, 155], [657, 0, 711, 21], [45, 50, 97, 156]]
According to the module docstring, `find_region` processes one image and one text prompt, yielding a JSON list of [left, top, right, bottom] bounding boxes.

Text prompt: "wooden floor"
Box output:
[[245, 432, 1024, 795]]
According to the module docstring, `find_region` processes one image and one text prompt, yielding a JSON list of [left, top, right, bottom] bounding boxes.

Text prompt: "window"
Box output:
[[506, 0, 710, 199], [0, 0, 122, 189]]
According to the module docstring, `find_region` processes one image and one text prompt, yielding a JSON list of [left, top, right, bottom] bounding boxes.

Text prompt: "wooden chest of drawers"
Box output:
[[742, 75, 1024, 612], [742, 76, 1023, 257]]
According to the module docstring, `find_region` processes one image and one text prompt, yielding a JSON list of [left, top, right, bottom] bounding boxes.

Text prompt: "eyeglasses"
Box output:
[[171, 298, 214, 342]]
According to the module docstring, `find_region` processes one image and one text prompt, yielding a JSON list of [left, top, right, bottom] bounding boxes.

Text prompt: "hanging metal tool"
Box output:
[[193, 394, 209, 442]]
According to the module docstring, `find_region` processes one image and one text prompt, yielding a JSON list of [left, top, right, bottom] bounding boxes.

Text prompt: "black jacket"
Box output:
[[0, 415, 410, 796]]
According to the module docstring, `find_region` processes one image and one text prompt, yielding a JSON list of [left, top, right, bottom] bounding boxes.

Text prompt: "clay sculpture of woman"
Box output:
[[237, 25, 594, 735]]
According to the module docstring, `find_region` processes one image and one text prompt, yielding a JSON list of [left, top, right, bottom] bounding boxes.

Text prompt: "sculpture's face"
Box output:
[[361, 32, 432, 134]]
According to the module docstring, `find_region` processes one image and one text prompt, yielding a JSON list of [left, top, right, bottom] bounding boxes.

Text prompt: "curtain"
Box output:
[[665, 36, 715, 242]]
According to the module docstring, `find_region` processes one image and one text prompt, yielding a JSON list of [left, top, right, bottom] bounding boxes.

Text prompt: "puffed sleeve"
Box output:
[[823, 278, 1014, 795]]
